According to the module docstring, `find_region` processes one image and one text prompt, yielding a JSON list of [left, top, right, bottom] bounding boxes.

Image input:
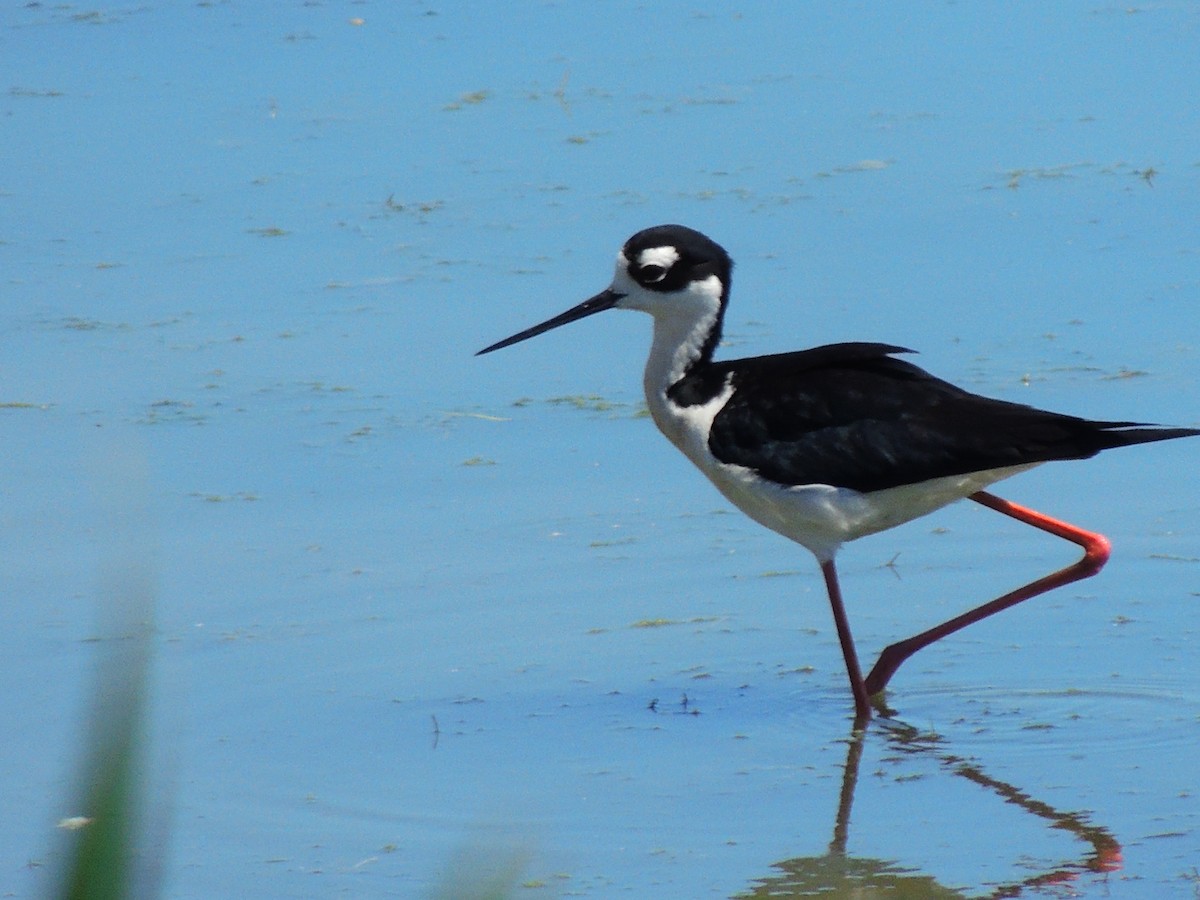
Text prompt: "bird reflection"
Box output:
[[737, 721, 1121, 898]]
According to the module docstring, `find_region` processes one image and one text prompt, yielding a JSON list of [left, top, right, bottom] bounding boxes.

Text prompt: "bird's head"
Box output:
[[476, 224, 732, 356]]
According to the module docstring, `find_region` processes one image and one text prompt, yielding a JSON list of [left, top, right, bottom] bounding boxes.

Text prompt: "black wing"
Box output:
[[698, 342, 1197, 493]]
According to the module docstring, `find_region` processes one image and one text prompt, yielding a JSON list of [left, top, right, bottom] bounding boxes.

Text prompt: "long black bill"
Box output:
[[476, 288, 625, 356]]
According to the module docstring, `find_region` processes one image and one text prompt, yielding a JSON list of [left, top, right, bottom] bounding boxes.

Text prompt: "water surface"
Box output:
[[3, 2, 1199, 896]]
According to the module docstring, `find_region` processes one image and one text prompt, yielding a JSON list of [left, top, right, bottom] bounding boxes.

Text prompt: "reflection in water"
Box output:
[[736, 721, 1121, 899]]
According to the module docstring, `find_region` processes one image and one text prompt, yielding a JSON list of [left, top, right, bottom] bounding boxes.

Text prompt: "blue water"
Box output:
[[3, 2, 1199, 897]]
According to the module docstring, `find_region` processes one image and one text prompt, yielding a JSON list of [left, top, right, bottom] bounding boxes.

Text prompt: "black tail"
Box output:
[[1089, 422, 1200, 452]]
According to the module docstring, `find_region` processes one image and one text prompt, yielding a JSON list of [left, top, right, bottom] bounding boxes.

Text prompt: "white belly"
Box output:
[[700, 459, 1037, 562]]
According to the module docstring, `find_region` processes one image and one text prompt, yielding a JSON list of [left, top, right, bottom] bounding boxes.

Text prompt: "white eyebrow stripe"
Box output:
[[637, 245, 680, 270]]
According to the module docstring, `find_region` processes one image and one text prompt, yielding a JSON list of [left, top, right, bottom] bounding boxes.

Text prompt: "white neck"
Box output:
[[642, 301, 718, 404], [625, 274, 724, 450]]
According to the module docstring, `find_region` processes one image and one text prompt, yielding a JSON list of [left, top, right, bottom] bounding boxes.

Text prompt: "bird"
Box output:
[[477, 224, 1198, 720]]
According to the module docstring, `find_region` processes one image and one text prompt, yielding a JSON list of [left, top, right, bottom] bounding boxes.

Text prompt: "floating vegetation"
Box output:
[[547, 394, 617, 411], [300, 381, 354, 393], [675, 185, 811, 211], [588, 536, 636, 548], [71, 10, 118, 24], [138, 399, 212, 426], [1100, 368, 1149, 380], [9, 86, 65, 97], [61, 317, 130, 332], [542, 394, 644, 416], [678, 93, 740, 107], [1004, 162, 1090, 187], [442, 411, 511, 423], [461, 456, 496, 467], [778, 665, 817, 676], [998, 160, 1160, 190], [188, 491, 260, 503], [443, 90, 490, 111], [524, 70, 571, 109], [383, 195, 444, 217], [630, 616, 722, 629], [815, 159, 892, 177]]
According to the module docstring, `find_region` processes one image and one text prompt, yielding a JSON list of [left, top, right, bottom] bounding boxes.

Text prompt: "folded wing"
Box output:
[[698, 343, 1197, 493]]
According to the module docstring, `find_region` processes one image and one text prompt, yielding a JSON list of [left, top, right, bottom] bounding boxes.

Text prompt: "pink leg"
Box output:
[[863, 490, 1112, 698], [821, 559, 873, 721]]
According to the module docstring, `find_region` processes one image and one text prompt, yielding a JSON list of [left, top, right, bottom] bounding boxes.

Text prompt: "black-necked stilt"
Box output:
[[478, 224, 1198, 720]]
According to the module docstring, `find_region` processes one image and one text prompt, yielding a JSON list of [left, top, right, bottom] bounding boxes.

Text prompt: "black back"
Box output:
[[676, 342, 1198, 493]]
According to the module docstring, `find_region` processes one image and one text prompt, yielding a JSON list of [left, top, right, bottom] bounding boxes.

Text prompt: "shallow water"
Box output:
[[3, 2, 1199, 897]]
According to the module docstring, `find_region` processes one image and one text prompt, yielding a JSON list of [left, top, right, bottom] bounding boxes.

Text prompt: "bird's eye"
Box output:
[[637, 264, 668, 284]]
